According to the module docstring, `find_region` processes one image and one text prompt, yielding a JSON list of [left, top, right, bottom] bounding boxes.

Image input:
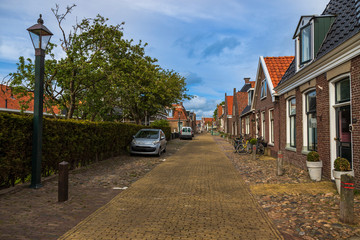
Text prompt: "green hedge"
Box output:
[[0, 113, 170, 188]]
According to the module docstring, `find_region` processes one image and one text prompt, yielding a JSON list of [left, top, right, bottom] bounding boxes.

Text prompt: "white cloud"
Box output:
[[183, 95, 222, 118]]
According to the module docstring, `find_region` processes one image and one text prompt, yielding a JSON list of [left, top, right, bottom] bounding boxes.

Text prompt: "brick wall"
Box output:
[[351, 55, 360, 188], [316, 73, 331, 179], [254, 80, 279, 156]]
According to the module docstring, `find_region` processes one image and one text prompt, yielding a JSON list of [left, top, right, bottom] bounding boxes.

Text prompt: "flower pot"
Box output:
[[333, 169, 354, 194], [306, 161, 323, 181]]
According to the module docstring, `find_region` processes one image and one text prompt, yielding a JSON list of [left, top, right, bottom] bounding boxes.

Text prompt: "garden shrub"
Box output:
[[0, 112, 169, 188]]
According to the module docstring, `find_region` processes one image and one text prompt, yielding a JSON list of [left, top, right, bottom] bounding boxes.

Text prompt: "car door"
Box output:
[[160, 131, 166, 150]]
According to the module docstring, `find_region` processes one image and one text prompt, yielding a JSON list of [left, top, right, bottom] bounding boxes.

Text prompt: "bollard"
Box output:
[[340, 174, 354, 224], [277, 151, 284, 176], [58, 161, 69, 202], [252, 145, 256, 160]]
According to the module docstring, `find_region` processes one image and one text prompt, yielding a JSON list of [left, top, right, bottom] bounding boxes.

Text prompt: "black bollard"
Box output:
[[340, 174, 354, 224], [58, 161, 69, 202]]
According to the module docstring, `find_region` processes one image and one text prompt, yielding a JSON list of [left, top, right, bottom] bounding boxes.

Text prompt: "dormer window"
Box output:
[[300, 24, 312, 64], [294, 15, 335, 71], [260, 80, 267, 99], [248, 89, 254, 106]]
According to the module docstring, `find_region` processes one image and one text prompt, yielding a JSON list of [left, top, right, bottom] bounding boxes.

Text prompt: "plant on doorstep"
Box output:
[[306, 151, 322, 181], [333, 157, 354, 194]]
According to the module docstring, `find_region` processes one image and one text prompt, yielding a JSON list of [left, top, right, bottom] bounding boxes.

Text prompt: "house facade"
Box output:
[[251, 56, 294, 157], [224, 94, 233, 134], [166, 102, 190, 132], [274, 0, 360, 187], [239, 78, 256, 137]]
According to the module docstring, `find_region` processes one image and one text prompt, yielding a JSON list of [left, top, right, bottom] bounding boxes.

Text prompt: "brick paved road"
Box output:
[[59, 134, 283, 239]]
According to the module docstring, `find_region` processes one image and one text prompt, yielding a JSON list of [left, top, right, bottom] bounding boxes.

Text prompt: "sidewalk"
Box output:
[[60, 134, 283, 239], [214, 135, 360, 240]]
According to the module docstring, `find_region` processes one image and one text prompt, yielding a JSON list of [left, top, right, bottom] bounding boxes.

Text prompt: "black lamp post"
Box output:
[[178, 115, 181, 133], [27, 14, 53, 189]]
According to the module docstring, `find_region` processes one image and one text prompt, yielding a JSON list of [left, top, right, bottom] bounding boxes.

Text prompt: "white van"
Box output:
[[180, 127, 193, 140]]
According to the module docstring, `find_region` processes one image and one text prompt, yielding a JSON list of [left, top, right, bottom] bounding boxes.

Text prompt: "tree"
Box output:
[[213, 101, 225, 120], [3, 5, 191, 122]]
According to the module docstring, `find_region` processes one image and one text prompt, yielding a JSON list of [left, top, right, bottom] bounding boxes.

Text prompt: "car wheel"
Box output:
[[157, 149, 161, 157], [163, 145, 167, 153]]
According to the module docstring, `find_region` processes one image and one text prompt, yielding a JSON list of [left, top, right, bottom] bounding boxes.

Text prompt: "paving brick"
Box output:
[[59, 135, 282, 239]]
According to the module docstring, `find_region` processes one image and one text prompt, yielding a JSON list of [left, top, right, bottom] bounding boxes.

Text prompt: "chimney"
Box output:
[[244, 78, 250, 84], [233, 88, 236, 96]]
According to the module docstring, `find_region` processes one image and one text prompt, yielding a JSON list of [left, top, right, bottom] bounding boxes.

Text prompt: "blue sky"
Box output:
[[0, 0, 330, 118]]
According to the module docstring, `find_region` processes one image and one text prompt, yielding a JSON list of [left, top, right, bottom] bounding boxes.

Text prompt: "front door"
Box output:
[[335, 105, 352, 167]]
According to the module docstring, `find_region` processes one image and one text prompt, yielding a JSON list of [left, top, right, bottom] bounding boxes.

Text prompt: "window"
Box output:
[[335, 78, 350, 104], [260, 80, 267, 98], [300, 24, 312, 64], [245, 116, 250, 134], [306, 91, 317, 151], [289, 98, 296, 148], [248, 90, 253, 106], [5, 99, 7, 109], [269, 109, 274, 144], [261, 111, 266, 139]]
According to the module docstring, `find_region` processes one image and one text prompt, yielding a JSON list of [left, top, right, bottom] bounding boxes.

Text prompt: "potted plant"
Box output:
[[333, 157, 354, 193], [306, 151, 322, 181], [249, 138, 257, 156]]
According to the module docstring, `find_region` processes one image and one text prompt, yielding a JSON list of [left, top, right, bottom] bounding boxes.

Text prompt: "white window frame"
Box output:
[[269, 108, 274, 145], [248, 89, 254, 106], [261, 111, 266, 139], [260, 79, 267, 99], [302, 88, 316, 154], [329, 73, 352, 179], [295, 20, 314, 71], [245, 116, 250, 134], [286, 97, 297, 151]]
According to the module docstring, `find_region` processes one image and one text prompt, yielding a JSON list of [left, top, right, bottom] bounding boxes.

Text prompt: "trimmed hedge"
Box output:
[[0, 112, 170, 188]]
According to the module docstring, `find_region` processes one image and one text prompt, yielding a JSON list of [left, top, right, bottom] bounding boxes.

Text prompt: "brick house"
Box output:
[[233, 78, 255, 137], [239, 78, 256, 137], [251, 56, 294, 157], [274, 0, 360, 187], [224, 94, 233, 134], [216, 104, 224, 132], [0, 84, 61, 115], [166, 102, 190, 132]]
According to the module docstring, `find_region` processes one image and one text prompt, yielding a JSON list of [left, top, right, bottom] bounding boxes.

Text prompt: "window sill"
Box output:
[[268, 143, 274, 147], [260, 96, 267, 100], [301, 150, 310, 155], [285, 146, 296, 152]]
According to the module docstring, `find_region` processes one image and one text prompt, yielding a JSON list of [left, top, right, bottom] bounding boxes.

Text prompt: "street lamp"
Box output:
[[27, 14, 53, 189]]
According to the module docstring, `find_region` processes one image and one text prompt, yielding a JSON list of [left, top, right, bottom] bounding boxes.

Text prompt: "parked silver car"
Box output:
[[130, 129, 167, 156]]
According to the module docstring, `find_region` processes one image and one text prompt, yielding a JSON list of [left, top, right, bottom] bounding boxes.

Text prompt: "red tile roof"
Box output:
[[0, 84, 61, 114], [203, 117, 214, 124], [167, 103, 188, 120], [226, 96, 233, 115], [264, 56, 294, 87]]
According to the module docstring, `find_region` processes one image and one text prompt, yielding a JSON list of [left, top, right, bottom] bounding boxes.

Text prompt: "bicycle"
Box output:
[[232, 136, 246, 154], [255, 137, 266, 155]]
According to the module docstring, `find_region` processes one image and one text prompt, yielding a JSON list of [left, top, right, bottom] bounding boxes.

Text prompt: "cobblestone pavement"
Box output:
[[214, 135, 360, 240], [0, 138, 188, 240], [60, 134, 282, 239]]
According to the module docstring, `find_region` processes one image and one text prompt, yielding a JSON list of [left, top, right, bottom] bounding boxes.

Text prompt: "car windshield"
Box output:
[[135, 130, 159, 139]]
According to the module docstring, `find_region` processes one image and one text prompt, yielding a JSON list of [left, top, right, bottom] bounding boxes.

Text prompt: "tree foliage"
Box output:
[[2, 4, 191, 123]]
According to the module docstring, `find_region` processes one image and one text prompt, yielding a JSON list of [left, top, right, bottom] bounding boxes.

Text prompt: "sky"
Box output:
[[0, 0, 330, 119]]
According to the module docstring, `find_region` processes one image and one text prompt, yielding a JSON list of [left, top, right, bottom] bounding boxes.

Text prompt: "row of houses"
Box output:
[[217, 0, 360, 187]]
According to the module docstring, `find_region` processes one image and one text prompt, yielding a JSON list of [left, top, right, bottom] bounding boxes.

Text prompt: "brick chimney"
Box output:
[[244, 78, 250, 84]]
